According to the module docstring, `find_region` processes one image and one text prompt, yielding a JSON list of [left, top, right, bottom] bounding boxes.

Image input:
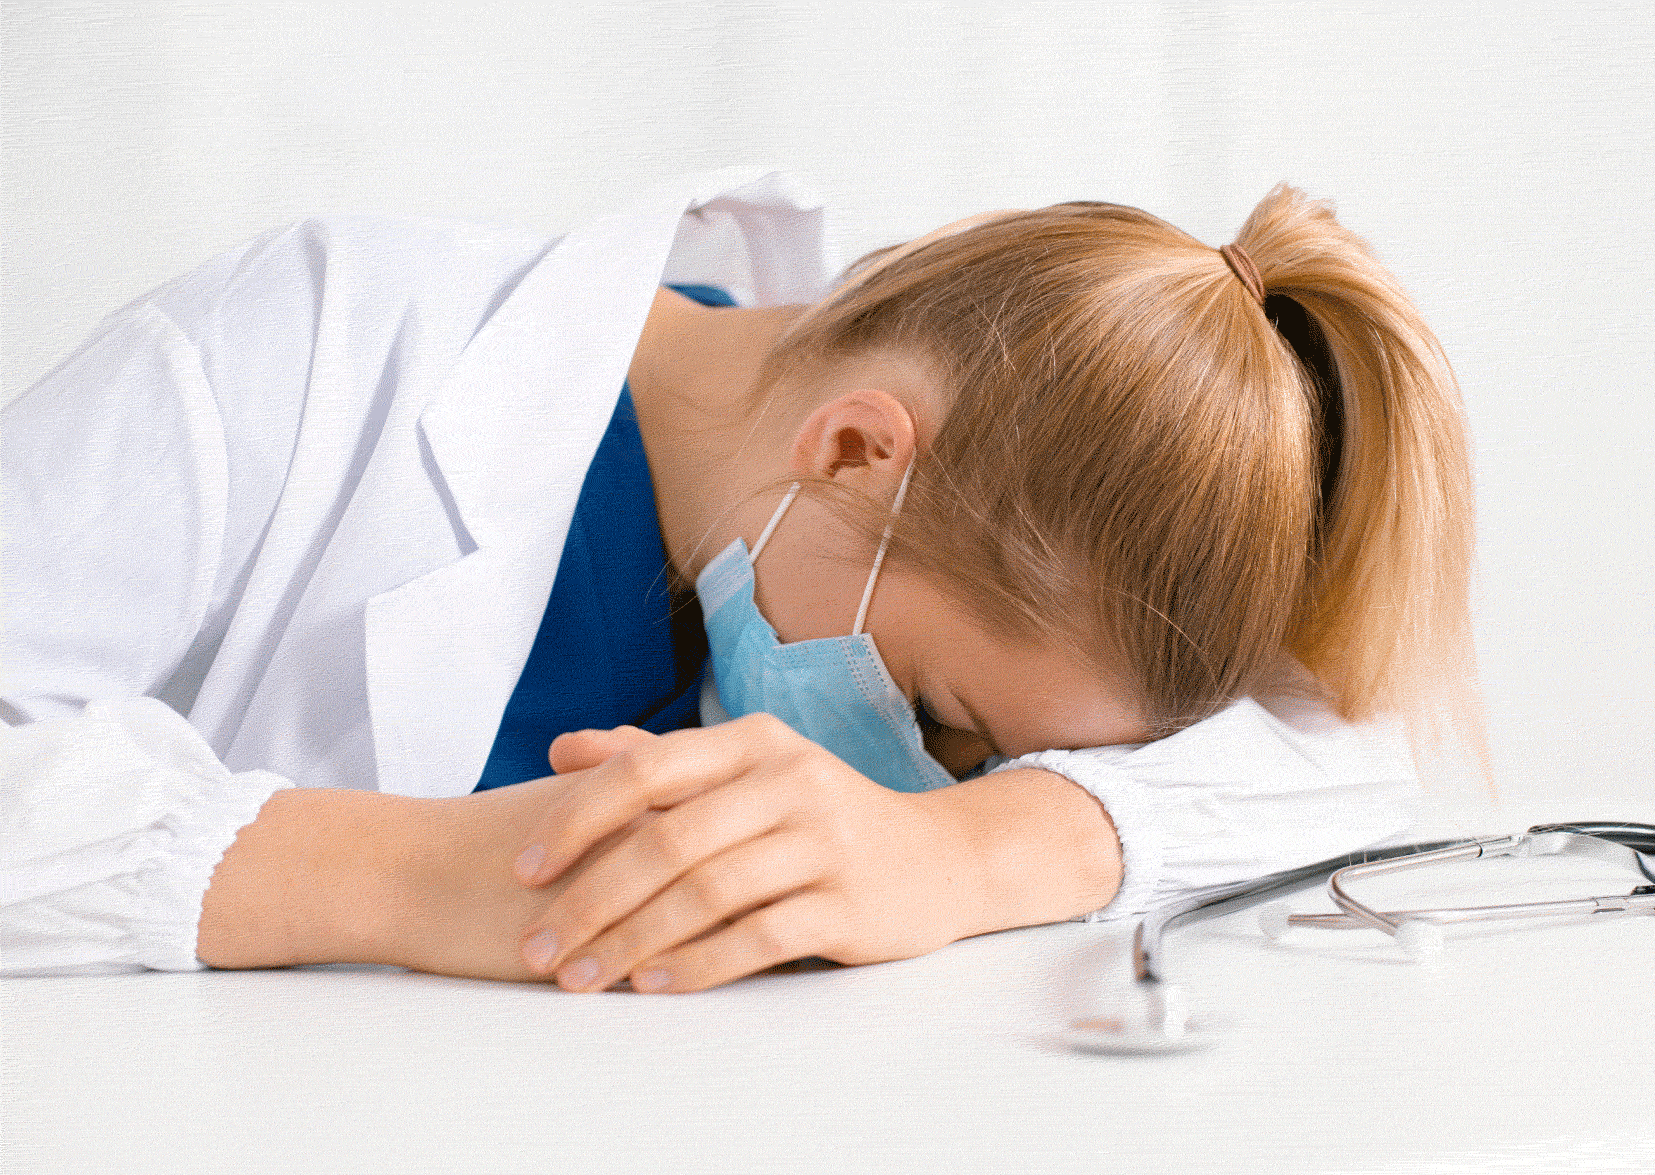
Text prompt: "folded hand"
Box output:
[[509, 714, 987, 994]]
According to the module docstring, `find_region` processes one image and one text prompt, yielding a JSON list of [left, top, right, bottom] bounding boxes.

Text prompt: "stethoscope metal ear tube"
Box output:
[[1327, 835, 1525, 934], [1321, 827, 1655, 934], [1071, 822, 1655, 1055], [1282, 889, 1655, 930], [1129, 836, 1472, 986]]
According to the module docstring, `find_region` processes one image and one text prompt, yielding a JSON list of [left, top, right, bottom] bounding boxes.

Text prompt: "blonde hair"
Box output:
[[752, 184, 1486, 769]]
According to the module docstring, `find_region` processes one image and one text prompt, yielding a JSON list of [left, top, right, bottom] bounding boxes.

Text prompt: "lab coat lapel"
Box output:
[[363, 194, 689, 799], [361, 167, 829, 799]]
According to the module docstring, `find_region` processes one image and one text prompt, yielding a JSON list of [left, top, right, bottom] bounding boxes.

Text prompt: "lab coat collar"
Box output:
[[364, 169, 831, 798]]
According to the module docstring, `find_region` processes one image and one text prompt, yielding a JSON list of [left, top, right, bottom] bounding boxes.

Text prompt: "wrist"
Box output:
[[921, 767, 1123, 938]]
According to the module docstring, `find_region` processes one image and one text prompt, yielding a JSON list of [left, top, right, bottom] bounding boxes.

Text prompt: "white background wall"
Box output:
[[5, 1, 1651, 814]]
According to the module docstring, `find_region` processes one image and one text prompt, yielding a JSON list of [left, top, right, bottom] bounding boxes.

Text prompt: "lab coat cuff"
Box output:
[[102, 698, 297, 973], [2, 697, 295, 974], [991, 749, 1164, 923], [166, 774, 298, 973]]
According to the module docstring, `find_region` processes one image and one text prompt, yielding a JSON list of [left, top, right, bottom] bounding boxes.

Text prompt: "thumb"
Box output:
[[548, 725, 658, 774]]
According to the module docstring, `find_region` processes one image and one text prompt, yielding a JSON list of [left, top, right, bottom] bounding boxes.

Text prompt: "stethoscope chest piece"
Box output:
[[1063, 982, 1219, 1055]]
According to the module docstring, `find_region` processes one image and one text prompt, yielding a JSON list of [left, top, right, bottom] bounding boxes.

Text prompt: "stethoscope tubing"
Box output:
[[1131, 821, 1655, 985]]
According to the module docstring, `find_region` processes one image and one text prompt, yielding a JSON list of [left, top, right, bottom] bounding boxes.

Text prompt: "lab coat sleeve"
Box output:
[[992, 691, 1420, 920], [2, 291, 297, 976]]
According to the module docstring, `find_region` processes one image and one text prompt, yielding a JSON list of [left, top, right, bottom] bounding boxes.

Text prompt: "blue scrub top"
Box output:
[[471, 284, 737, 792]]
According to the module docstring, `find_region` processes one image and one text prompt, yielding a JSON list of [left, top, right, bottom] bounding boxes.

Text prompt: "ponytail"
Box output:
[[1235, 185, 1488, 777]]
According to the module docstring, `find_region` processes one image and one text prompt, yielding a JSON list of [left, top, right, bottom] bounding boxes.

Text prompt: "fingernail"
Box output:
[[514, 844, 547, 882], [524, 930, 558, 970], [558, 956, 599, 989], [632, 969, 671, 992]]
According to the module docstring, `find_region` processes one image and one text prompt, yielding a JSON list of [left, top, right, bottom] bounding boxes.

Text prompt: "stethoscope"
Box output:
[[1065, 821, 1655, 1055]]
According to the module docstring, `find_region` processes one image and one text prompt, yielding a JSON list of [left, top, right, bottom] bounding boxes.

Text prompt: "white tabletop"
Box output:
[[6, 800, 1652, 1175]]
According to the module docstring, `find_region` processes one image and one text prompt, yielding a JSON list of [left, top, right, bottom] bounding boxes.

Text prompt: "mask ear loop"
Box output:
[[749, 482, 802, 564], [852, 456, 917, 636]]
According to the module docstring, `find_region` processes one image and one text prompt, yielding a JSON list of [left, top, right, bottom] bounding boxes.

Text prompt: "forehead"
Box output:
[[898, 573, 1152, 755]]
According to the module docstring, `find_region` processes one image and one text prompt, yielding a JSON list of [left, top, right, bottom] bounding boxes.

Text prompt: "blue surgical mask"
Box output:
[[695, 461, 956, 793]]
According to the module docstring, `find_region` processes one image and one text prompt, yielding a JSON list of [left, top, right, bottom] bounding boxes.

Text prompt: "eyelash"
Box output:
[[915, 697, 999, 777], [915, 697, 992, 748]]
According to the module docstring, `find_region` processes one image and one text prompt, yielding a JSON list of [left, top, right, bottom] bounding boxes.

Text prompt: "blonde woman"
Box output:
[[1, 170, 1476, 994]]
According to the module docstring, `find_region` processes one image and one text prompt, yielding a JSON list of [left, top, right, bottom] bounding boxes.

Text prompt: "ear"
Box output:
[[789, 389, 917, 488]]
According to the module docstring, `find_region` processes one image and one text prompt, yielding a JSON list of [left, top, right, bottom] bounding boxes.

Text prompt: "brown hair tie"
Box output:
[[1219, 244, 1266, 306]]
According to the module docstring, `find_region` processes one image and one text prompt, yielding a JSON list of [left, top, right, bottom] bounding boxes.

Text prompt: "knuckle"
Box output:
[[621, 808, 665, 837], [609, 748, 655, 796], [801, 755, 846, 799], [712, 865, 755, 914], [554, 895, 601, 937], [741, 711, 792, 744], [678, 868, 729, 916], [642, 819, 694, 872], [600, 920, 646, 962], [746, 904, 804, 958]]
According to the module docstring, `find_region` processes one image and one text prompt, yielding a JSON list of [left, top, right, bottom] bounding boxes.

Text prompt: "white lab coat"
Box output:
[[1, 168, 1418, 977]]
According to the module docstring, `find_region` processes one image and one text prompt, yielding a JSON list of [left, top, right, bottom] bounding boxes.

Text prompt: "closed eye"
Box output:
[[914, 695, 997, 777]]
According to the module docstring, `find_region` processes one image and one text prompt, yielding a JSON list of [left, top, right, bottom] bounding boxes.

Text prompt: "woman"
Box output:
[[1, 169, 1469, 993]]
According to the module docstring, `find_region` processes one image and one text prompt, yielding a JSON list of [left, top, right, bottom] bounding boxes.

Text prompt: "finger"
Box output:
[[625, 891, 841, 994], [517, 713, 803, 885], [548, 725, 656, 774], [541, 831, 821, 992], [521, 771, 795, 972]]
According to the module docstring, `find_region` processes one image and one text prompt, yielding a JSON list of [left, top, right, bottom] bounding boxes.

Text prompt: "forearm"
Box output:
[[196, 786, 429, 969], [923, 767, 1124, 939]]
